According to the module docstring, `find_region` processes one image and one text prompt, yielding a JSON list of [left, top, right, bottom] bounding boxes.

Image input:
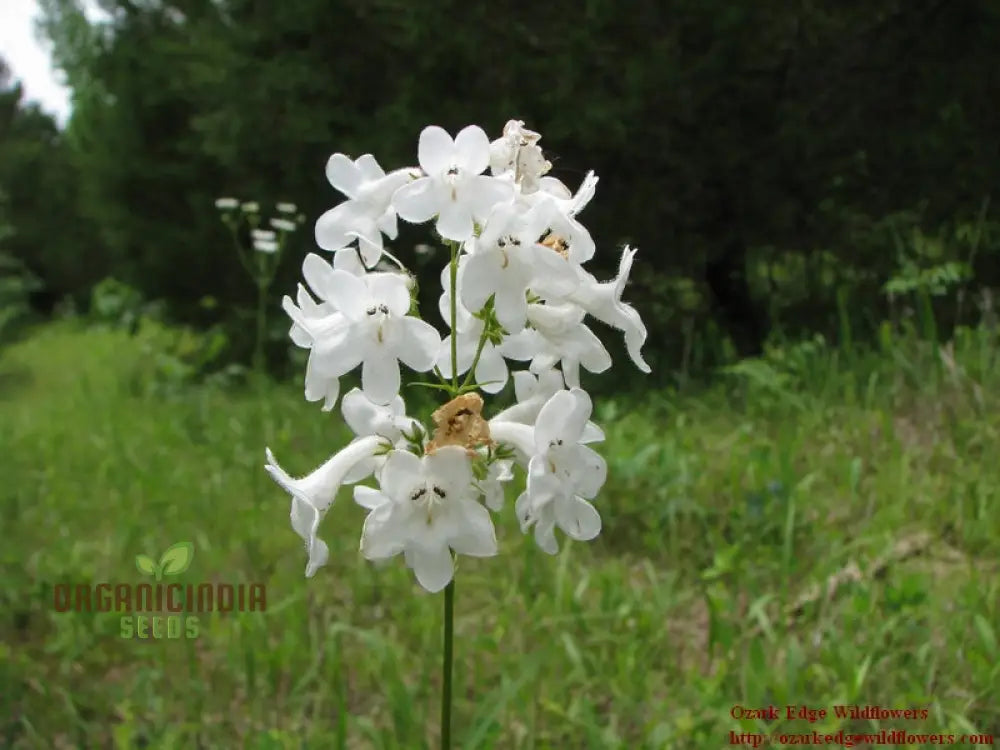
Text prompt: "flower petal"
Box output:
[[393, 178, 439, 223], [362, 351, 401, 404], [436, 198, 473, 242], [453, 125, 490, 175], [354, 485, 389, 510], [514, 490, 533, 531], [315, 201, 366, 251], [534, 518, 560, 555], [311, 327, 366, 378], [468, 175, 515, 222], [555, 495, 601, 541], [475, 346, 508, 393], [449, 500, 498, 556], [568, 444, 607, 499], [407, 544, 455, 592], [534, 388, 591, 449], [366, 273, 411, 317], [341, 387, 383, 435], [418, 125, 456, 175], [304, 354, 339, 408], [580, 421, 605, 444], [325, 153, 362, 198], [325, 270, 371, 321], [459, 251, 500, 313], [436, 332, 476, 379], [353, 231, 383, 268], [354, 153, 385, 182], [333, 247, 367, 275], [493, 284, 529, 333], [380, 449, 423, 502], [424, 445, 475, 499], [396, 317, 441, 372], [360, 503, 406, 559], [302, 253, 338, 301]]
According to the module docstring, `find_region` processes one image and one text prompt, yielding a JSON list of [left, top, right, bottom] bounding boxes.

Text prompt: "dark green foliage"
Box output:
[[5, 0, 1000, 376]]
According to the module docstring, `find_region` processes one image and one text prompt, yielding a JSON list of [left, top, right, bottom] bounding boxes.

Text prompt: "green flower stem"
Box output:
[[460, 326, 490, 392], [441, 576, 455, 750], [440, 239, 462, 748]]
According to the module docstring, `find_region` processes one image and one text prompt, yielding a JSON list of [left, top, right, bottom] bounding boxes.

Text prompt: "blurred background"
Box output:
[[1, 1, 999, 748]]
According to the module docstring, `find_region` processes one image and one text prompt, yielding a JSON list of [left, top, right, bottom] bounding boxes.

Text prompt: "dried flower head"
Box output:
[[426, 393, 492, 454]]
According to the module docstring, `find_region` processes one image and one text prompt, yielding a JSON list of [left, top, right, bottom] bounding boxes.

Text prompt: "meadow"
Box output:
[[1, 317, 998, 749]]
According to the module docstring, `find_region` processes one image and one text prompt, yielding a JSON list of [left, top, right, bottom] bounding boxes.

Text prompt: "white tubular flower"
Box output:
[[526, 170, 600, 219], [514, 389, 606, 554], [305, 270, 441, 405], [276, 202, 297, 214], [241, 201, 259, 213], [264, 435, 386, 577], [215, 197, 238, 210], [340, 387, 421, 484], [355, 447, 498, 592], [289, 497, 328, 578], [392, 125, 514, 242], [459, 202, 576, 332], [489, 370, 604, 442], [342, 387, 419, 443], [490, 369, 605, 449], [490, 369, 566, 424], [284, 283, 341, 410], [567, 245, 651, 373], [536, 199, 596, 266], [523, 302, 612, 388], [315, 153, 416, 267]]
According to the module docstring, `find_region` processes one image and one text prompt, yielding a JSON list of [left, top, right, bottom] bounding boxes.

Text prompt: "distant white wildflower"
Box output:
[[270, 218, 298, 233]]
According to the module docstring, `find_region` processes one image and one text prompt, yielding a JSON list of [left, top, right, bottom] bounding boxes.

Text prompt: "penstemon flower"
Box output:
[[315, 154, 418, 268], [263, 120, 649, 747]]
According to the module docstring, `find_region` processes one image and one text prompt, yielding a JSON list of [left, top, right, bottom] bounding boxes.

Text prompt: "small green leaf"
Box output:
[[135, 554, 158, 577], [159, 541, 194, 576]]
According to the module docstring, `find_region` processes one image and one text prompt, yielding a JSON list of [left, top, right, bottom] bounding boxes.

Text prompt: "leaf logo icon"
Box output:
[[159, 541, 194, 576], [135, 554, 159, 579], [135, 542, 194, 581]]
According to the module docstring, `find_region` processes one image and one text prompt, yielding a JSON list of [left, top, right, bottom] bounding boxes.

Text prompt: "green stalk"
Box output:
[[460, 326, 489, 391], [440, 239, 463, 748], [441, 576, 455, 749]]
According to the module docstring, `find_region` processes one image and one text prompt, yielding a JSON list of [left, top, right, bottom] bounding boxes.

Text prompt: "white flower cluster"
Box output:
[[266, 121, 650, 592], [215, 198, 304, 253]]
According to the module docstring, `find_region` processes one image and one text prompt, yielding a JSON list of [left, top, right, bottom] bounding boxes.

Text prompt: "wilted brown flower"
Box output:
[[426, 393, 492, 454]]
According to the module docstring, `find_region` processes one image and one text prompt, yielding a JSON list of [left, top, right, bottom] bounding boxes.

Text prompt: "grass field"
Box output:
[[1, 319, 998, 749]]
